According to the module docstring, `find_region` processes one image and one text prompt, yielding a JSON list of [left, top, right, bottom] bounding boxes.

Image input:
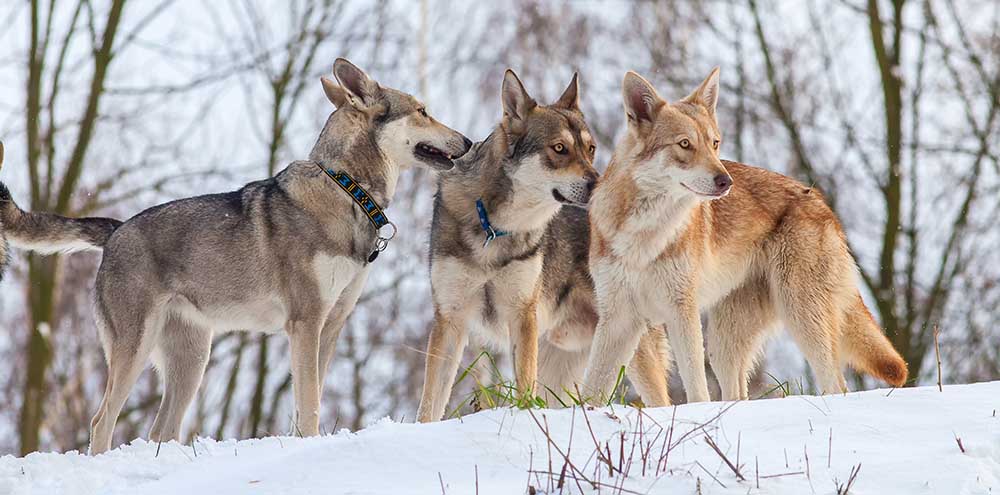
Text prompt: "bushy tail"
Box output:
[[840, 293, 908, 387], [0, 144, 122, 281]]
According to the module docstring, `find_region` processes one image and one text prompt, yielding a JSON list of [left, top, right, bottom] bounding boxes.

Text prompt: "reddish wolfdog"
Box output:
[[582, 68, 907, 403]]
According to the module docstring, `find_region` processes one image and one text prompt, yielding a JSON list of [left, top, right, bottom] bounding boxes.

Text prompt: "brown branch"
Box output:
[[54, 0, 127, 214], [703, 434, 745, 481], [866, 0, 905, 361], [748, 0, 825, 194]]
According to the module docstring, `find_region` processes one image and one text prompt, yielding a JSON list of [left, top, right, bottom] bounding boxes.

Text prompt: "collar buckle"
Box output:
[[476, 198, 508, 249]]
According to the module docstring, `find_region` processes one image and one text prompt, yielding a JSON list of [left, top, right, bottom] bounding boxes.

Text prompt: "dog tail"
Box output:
[[0, 147, 121, 269], [1, 182, 122, 255], [840, 293, 908, 388]]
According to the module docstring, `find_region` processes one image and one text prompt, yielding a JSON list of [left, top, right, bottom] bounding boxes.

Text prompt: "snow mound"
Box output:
[[2, 382, 999, 494]]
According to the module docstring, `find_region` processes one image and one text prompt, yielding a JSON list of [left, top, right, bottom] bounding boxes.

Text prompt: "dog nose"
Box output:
[[586, 179, 597, 193], [714, 174, 732, 190]]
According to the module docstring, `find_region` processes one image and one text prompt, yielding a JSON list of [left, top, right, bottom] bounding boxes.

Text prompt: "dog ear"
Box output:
[[501, 69, 537, 133], [333, 58, 380, 108], [622, 71, 664, 125], [320, 77, 349, 108], [553, 72, 580, 111], [683, 67, 720, 118]]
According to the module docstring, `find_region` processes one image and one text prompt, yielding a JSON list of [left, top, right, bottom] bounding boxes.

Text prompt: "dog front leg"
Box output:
[[511, 300, 539, 403], [665, 306, 711, 403], [627, 326, 672, 407], [319, 270, 370, 385], [288, 317, 325, 436], [582, 308, 645, 405], [417, 312, 468, 422]]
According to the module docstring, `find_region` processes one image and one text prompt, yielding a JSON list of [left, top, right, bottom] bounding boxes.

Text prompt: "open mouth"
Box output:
[[681, 182, 728, 198], [414, 142, 455, 169], [551, 189, 588, 207]]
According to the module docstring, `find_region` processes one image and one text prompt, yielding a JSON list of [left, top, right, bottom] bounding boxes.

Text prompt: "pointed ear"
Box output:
[[553, 72, 580, 111], [683, 67, 720, 117], [501, 69, 536, 131], [320, 77, 349, 108], [622, 71, 664, 125], [333, 58, 379, 108]]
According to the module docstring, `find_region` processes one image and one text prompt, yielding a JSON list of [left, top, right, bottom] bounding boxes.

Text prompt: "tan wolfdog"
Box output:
[[582, 68, 908, 403]]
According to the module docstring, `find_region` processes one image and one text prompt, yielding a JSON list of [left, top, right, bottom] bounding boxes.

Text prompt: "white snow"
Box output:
[[2, 382, 998, 494]]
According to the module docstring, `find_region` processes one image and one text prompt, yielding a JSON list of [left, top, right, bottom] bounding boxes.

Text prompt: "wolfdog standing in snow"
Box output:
[[1, 59, 471, 454], [581, 68, 908, 404]]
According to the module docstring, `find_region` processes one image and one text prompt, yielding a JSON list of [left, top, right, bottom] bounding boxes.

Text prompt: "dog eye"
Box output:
[[553, 143, 567, 154], [713, 139, 720, 150], [588, 145, 596, 155], [679, 138, 691, 149], [418, 108, 428, 118]]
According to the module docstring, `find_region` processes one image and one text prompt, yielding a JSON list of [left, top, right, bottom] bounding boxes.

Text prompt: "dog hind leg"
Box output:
[[90, 302, 163, 455], [707, 278, 777, 401], [148, 313, 212, 444], [536, 339, 589, 407], [771, 276, 848, 395]]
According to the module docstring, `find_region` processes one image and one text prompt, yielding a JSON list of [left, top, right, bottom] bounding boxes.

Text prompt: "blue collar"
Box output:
[[315, 162, 395, 262], [475, 198, 508, 248]]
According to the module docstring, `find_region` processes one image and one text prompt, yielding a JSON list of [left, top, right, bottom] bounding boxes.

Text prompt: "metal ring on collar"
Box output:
[[379, 221, 398, 242]]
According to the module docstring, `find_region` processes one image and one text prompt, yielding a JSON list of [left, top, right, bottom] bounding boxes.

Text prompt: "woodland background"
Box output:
[[0, 0, 997, 456]]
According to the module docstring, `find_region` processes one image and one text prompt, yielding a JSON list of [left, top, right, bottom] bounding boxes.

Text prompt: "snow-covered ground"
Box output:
[[2, 382, 998, 494]]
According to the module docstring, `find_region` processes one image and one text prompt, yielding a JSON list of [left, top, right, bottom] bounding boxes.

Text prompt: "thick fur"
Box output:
[[416, 71, 670, 423], [582, 69, 908, 403], [3, 59, 471, 454]]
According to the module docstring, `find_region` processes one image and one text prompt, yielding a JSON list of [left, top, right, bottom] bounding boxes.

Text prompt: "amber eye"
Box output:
[[679, 138, 691, 149], [553, 143, 567, 154], [588, 144, 596, 154], [713, 139, 720, 150], [418, 108, 428, 117]]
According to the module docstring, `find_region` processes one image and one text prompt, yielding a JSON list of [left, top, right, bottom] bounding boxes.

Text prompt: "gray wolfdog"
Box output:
[[1, 59, 471, 454], [416, 70, 670, 422]]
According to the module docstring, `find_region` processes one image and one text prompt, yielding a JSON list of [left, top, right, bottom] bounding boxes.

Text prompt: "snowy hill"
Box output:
[[2, 382, 998, 494]]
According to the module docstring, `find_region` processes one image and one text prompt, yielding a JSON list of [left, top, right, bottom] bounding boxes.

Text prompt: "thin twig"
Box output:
[[761, 471, 804, 479], [835, 463, 862, 495], [703, 435, 746, 481], [694, 460, 727, 489], [526, 471, 644, 495], [828, 428, 833, 468], [934, 324, 943, 392], [804, 445, 811, 480]]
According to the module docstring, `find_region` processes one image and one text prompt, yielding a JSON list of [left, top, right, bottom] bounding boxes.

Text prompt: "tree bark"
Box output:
[[19, 0, 128, 454], [867, 0, 907, 369]]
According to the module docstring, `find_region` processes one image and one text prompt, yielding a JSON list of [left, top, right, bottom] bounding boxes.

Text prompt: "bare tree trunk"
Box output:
[[20, 256, 57, 455], [19, 0, 127, 455], [867, 0, 907, 368]]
